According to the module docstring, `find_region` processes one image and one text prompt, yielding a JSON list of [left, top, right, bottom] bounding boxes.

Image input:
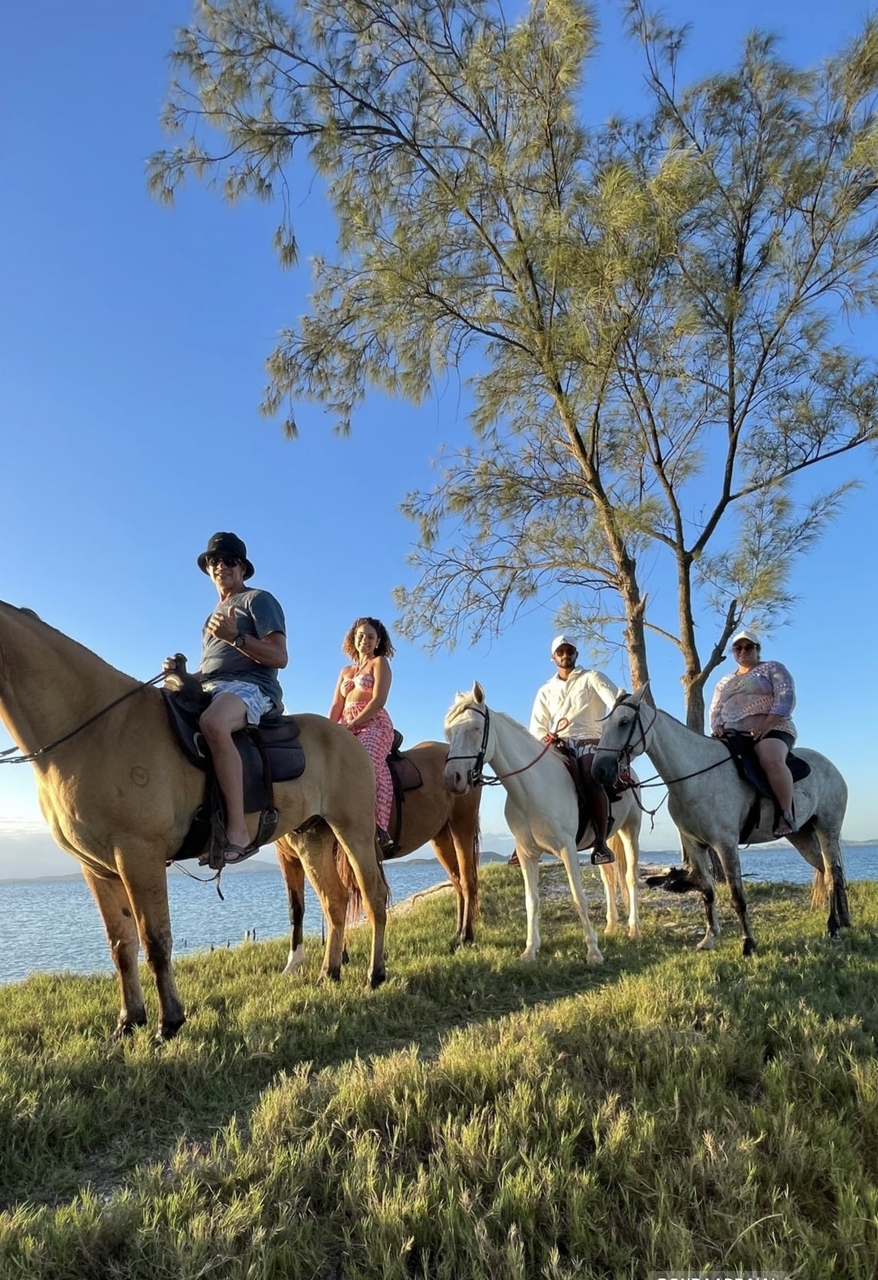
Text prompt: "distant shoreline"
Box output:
[[3, 840, 876, 886]]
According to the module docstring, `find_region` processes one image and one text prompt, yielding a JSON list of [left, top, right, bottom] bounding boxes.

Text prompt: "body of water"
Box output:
[[1, 846, 876, 986]]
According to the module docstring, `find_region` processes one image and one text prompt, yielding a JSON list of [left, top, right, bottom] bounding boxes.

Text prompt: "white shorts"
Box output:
[[202, 680, 274, 725]]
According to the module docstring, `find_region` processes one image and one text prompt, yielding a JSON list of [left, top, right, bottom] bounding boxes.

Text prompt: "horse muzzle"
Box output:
[[591, 752, 619, 789], [443, 762, 474, 794]]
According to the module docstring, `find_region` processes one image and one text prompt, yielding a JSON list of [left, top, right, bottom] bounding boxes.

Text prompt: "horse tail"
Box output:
[[472, 816, 481, 923], [334, 838, 390, 925], [810, 867, 829, 909]]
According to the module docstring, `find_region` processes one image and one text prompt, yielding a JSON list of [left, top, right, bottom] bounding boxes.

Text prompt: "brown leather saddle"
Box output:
[[383, 731, 424, 857], [162, 675, 305, 864]]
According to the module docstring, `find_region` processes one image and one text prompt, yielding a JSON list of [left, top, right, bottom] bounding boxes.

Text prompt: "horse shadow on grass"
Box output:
[[2, 870, 876, 1213]]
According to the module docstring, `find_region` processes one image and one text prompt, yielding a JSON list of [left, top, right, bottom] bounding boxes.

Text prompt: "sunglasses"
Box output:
[[555, 646, 576, 656], [207, 555, 241, 569], [732, 642, 755, 652]]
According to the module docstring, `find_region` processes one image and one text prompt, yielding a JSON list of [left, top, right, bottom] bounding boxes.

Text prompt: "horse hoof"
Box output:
[[368, 967, 386, 989], [587, 951, 604, 967], [160, 1015, 187, 1040], [742, 939, 757, 957]]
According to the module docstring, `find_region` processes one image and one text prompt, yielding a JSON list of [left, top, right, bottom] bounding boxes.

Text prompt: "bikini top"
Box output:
[[340, 670, 375, 696]]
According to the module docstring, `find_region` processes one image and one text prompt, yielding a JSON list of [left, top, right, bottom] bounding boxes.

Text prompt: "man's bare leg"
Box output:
[[200, 693, 251, 850]]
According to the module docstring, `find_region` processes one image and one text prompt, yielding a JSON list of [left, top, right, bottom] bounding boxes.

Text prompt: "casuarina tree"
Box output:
[[151, 0, 878, 727]]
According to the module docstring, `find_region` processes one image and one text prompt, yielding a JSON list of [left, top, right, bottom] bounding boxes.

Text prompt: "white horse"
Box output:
[[443, 683, 642, 964], [592, 686, 851, 955]]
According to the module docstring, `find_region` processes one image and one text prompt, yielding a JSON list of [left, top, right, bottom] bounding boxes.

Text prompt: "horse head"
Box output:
[[592, 684, 653, 787], [444, 682, 492, 793]]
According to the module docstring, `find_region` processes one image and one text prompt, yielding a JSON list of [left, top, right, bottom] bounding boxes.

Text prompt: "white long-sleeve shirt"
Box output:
[[529, 667, 620, 742]]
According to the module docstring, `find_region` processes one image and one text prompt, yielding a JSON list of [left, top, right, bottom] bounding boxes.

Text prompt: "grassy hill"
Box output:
[[0, 864, 876, 1279]]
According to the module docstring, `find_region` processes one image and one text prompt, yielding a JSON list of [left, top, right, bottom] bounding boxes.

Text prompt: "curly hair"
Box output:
[[342, 616, 396, 660]]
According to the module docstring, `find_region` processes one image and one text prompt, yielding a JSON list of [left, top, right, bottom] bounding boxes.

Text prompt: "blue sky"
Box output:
[[1, 0, 876, 878]]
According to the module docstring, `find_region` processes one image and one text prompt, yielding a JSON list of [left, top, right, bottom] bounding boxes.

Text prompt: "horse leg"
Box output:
[[685, 843, 722, 952], [296, 836, 348, 981], [715, 845, 756, 956], [115, 849, 186, 1039], [559, 847, 604, 966], [599, 857, 619, 934], [450, 803, 480, 944], [517, 847, 543, 961], [430, 825, 466, 946], [330, 824, 388, 990], [81, 866, 148, 1040], [275, 839, 308, 975], [790, 825, 850, 936], [614, 823, 641, 940]]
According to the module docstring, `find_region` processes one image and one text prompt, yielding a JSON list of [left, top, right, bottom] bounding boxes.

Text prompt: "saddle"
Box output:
[[719, 730, 811, 842], [163, 673, 305, 866], [384, 731, 424, 856], [555, 742, 617, 848]]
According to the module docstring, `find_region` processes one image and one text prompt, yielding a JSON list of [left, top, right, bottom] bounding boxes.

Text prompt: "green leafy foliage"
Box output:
[[149, 1, 878, 725]]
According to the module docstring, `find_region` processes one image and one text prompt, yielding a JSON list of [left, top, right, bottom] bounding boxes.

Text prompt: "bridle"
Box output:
[[595, 693, 657, 772], [445, 702, 493, 788], [445, 702, 555, 788], [598, 693, 736, 789]]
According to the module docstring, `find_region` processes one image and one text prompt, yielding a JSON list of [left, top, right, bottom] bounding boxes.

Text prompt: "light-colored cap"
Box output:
[[730, 627, 759, 646], [551, 634, 577, 655]]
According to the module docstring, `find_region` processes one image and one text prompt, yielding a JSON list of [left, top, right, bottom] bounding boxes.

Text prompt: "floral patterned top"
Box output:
[[709, 660, 797, 739]]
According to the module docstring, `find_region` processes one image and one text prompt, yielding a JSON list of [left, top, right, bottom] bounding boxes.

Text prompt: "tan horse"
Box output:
[[0, 602, 388, 1039], [276, 741, 481, 974]]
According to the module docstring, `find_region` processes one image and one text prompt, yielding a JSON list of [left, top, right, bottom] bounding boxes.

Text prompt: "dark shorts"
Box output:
[[761, 730, 795, 750]]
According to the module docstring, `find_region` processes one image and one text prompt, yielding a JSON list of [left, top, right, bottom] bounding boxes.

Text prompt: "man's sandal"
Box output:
[[198, 841, 259, 868], [222, 842, 260, 866]]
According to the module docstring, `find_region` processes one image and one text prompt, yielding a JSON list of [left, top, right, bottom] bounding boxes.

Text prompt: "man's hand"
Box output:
[[207, 609, 239, 644]]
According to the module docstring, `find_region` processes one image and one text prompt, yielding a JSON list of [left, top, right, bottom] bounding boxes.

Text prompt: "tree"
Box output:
[[150, 0, 878, 727]]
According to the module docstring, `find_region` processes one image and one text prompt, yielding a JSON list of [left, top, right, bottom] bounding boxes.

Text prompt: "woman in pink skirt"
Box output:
[[329, 616, 396, 852]]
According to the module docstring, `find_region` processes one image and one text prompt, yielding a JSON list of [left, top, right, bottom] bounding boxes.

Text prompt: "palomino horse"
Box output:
[[443, 683, 642, 964], [275, 740, 481, 974], [592, 687, 850, 954], [0, 602, 388, 1039]]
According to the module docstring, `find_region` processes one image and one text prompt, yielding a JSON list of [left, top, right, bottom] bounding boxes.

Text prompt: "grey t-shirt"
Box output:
[[200, 587, 286, 708]]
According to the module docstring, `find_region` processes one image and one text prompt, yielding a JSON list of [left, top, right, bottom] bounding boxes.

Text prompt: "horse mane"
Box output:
[[445, 688, 533, 740]]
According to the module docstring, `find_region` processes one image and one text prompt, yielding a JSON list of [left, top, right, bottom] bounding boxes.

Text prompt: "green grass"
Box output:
[[1, 866, 877, 1279]]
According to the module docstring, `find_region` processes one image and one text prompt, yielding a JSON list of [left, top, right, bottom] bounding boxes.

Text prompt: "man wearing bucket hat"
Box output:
[[164, 532, 287, 865], [529, 636, 621, 865]]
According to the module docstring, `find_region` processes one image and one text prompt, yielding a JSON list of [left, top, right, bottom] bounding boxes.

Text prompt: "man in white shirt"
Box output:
[[530, 635, 620, 865]]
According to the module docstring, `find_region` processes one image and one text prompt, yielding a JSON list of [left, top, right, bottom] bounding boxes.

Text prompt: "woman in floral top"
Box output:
[[709, 627, 798, 838]]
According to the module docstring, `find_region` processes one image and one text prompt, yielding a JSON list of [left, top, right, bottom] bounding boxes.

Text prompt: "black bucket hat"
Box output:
[[197, 532, 255, 580]]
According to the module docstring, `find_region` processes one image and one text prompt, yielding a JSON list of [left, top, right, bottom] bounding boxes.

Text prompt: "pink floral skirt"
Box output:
[[342, 703, 394, 829]]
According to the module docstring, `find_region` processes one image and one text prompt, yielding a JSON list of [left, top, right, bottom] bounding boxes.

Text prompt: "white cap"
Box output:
[[551, 634, 577, 655], [730, 627, 759, 646]]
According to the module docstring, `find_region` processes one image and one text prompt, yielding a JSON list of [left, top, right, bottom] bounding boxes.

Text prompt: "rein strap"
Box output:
[[0, 672, 168, 765]]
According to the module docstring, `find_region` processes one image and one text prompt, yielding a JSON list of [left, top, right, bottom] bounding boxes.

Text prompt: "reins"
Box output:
[[598, 696, 735, 789], [0, 671, 168, 765]]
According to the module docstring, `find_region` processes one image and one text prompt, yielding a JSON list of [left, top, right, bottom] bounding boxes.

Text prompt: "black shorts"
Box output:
[[761, 729, 795, 750]]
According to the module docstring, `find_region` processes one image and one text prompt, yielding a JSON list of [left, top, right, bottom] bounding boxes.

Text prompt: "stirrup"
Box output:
[[590, 847, 615, 866]]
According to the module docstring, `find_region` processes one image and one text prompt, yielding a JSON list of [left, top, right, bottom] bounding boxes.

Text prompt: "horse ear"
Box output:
[[631, 683, 650, 706], [473, 681, 486, 704]]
